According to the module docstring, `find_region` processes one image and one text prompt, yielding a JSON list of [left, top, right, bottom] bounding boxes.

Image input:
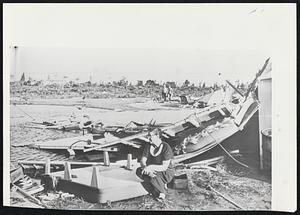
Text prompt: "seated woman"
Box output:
[[136, 128, 175, 202]]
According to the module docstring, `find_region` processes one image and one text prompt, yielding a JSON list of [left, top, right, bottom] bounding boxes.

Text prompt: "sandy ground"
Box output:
[[9, 98, 271, 210], [12, 96, 186, 111]]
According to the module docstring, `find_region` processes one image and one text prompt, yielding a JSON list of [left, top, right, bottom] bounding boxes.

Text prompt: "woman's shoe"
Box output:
[[156, 193, 165, 203]]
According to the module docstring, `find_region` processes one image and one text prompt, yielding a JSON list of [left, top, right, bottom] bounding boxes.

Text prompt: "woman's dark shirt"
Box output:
[[142, 141, 174, 170]]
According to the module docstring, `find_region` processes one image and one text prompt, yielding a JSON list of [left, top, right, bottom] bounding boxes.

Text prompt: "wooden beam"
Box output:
[[26, 185, 44, 195], [226, 80, 244, 98], [45, 158, 51, 174], [120, 140, 141, 148], [64, 162, 72, 181], [245, 58, 270, 100], [127, 154, 133, 170], [137, 136, 150, 142], [90, 166, 101, 189], [103, 151, 110, 166], [189, 165, 218, 171], [67, 149, 76, 156], [209, 185, 246, 210], [13, 185, 47, 208], [18, 160, 104, 166]]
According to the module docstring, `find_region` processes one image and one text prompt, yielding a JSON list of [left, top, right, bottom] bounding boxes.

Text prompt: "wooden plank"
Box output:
[[174, 156, 223, 168], [190, 165, 218, 171], [83, 131, 151, 152], [226, 80, 245, 98], [35, 144, 118, 152], [103, 151, 110, 166], [92, 134, 141, 148], [120, 140, 141, 148], [13, 185, 47, 208], [33, 135, 93, 149], [137, 136, 149, 142], [64, 162, 72, 181], [95, 148, 119, 152], [126, 154, 133, 170], [32, 133, 119, 152], [209, 185, 246, 210], [45, 158, 51, 174], [67, 149, 76, 156], [245, 57, 270, 100], [18, 160, 104, 166], [90, 166, 101, 188], [186, 156, 224, 167], [26, 185, 44, 195]]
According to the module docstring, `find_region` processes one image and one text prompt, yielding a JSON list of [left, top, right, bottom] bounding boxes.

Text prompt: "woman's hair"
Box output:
[[148, 128, 162, 139]]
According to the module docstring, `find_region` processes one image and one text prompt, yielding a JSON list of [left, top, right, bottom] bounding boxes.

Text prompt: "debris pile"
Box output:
[[185, 163, 271, 210]]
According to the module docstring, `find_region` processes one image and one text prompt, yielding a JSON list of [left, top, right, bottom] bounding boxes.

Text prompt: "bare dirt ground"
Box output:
[[9, 98, 271, 210]]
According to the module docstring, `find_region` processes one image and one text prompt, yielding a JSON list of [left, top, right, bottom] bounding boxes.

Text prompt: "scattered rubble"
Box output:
[[10, 80, 247, 102]]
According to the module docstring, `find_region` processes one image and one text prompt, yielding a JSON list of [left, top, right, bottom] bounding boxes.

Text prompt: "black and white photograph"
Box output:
[[3, 3, 296, 211]]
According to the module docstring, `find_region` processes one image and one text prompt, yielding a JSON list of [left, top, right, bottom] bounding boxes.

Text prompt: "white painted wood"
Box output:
[[67, 149, 75, 156], [90, 166, 101, 188], [64, 162, 72, 181], [127, 154, 132, 170], [45, 158, 51, 174], [103, 151, 110, 166]]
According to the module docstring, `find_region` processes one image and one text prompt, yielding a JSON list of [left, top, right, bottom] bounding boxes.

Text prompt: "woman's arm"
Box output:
[[140, 156, 147, 168], [143, 160, 171, 174]]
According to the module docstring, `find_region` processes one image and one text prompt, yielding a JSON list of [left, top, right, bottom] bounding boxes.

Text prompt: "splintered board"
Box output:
[[31, 134, 96, 150]]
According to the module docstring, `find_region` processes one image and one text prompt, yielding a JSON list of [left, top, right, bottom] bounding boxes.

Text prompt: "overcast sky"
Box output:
[[11, 47, 267, 85], [4, 4, 293, 84]]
